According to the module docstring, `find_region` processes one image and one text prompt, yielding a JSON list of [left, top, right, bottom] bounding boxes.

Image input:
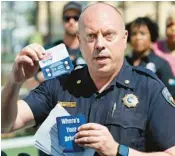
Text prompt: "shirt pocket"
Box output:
[[105, 110, 147, 151]]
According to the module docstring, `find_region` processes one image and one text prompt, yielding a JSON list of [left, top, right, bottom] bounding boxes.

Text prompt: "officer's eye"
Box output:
[[86, 33, 96, 42], [104, 32, 116, 41]]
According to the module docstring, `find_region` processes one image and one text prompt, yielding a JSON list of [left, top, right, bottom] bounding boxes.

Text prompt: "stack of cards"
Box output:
[[34, 104, 95, 156], [39, 44, 74, 80]]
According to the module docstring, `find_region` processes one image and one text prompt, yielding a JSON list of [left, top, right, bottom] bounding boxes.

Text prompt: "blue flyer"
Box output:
[[39, 44, 74, 80], [56, 114, 86, 153]]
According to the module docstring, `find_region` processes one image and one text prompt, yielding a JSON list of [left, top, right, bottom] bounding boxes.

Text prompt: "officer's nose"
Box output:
[[95, 34, 105, 52]]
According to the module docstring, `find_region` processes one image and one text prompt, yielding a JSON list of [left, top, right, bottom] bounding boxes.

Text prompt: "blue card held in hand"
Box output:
[[56, 114, 86, 153], [39, 44, 74, 80]]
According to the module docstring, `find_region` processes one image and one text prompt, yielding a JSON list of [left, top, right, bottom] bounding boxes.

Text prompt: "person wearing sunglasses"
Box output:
[[45, 1, 85, 67], [34, 2, 86, 84]]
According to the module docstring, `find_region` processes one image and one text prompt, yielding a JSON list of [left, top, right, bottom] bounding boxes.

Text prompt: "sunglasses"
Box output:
[[63, 15, 79, 22]]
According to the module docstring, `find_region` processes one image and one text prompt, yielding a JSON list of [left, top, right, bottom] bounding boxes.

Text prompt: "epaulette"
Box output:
[[133, 66, 164, 86], [58, 65, 87, 88], [74, 65, 85, 70]]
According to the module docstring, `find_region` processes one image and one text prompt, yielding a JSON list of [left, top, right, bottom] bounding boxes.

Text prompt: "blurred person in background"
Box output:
[[29, 3, 86, 155], [45, 1, 85, 66], [34, 1, 86, 84], [152, 6, 175, 76], [126, 17, 175, 98]]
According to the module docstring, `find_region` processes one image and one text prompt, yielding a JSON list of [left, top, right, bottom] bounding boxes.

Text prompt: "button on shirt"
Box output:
[[24, 60, 175, 153]]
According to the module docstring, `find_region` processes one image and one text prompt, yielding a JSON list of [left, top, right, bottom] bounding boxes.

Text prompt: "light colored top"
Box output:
[[152, 40, 175, 76]]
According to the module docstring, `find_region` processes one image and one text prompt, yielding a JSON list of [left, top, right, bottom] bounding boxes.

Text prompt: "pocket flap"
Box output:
[[105, 110, 146, 130]]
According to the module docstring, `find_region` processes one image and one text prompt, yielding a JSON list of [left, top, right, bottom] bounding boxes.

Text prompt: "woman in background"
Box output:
[[152, 6, 175, 76], [126, 17, 175, 98]]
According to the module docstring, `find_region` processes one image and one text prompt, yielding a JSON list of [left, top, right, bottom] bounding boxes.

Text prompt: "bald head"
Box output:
[[78, 2, 125, 33]]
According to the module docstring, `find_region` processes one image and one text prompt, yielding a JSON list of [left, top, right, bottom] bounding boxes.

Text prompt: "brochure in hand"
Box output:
[[34, 104, 95, 156], [39, 44, 74, 80], [56, 114, 86, 153]]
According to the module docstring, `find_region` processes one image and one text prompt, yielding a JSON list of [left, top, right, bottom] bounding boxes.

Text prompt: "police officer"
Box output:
[[126, 17, 175, 98], [2, 2, 175, 156]]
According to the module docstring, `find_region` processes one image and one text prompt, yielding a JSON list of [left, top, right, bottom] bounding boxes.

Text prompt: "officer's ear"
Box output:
[[124, 30, 128, 44]]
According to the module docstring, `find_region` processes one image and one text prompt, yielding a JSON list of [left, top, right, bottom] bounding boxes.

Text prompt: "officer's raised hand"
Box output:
[[75, 123, 118, 156], [12, 43, 45, 84]]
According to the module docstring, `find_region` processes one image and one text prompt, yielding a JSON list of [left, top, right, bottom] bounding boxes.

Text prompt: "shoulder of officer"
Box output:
[[57, 65, 86, 84], [133, 66, 164, 86], [70, 65, 87, 79], [74, 65, 86, 71]]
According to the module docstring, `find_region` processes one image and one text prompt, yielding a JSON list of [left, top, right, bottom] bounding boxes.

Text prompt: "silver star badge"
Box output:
[[122, 94, 138, 108]]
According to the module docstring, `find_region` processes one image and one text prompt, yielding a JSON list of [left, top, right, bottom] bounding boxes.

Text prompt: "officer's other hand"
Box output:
[[75, 123, 118, 156], [12, 43, 45, 84]]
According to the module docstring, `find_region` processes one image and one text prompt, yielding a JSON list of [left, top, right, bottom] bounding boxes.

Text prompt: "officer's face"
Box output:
[[78, 4, 128, 76], [130, 25, 152, 54], [63, 9, 80, 36]]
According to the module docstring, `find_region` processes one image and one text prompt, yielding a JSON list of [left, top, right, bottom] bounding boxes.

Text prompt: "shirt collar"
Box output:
[[113, 59, 134, 89], [81, 59, 134, 90]]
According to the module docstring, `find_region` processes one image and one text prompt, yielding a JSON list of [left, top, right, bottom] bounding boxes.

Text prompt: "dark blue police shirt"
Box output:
[[126, 51, 175, 98], [24, 60, 175, 153]]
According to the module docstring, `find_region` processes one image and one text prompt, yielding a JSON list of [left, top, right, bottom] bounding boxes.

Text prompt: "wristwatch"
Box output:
[[117, 144, 129, 156]]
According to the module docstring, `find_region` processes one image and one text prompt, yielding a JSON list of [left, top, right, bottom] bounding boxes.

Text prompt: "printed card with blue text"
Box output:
[[56, 114, 86, 153], [39, 44, 74, 80]]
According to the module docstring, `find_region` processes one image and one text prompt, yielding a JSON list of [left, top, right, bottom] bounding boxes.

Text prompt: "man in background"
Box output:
[[35, 1, 86, 83]]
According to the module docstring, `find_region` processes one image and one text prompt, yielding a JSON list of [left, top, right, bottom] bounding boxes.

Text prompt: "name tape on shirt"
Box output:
[[58, 101, 77, 108], [56, 114, 86, 153], [39, 44, 74, 80]]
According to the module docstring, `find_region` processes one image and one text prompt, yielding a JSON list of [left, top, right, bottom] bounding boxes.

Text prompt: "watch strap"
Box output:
[[117, 144, 129, 156]]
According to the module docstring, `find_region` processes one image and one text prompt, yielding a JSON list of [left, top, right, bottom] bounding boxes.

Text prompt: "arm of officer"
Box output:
[[1, 43, 45, 133], [75, 123, 175, 156], [1, 80, 35, 133]]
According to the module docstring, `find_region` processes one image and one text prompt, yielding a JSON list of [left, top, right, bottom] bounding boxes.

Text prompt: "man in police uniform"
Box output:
[[2, 2, 175, 156]]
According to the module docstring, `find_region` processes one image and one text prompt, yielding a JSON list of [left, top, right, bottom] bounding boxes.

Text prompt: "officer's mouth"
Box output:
[[94, 56, 110, 62]]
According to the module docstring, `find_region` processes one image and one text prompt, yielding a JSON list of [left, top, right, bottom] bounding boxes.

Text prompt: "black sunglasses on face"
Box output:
[[63, 15, 79, 22]]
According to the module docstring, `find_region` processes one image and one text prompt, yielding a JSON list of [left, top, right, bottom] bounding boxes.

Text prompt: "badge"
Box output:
[[58, 101, 76, 108], [122, 94, 138, 108], [168, 78, 175, 86], [146, 62, 156, 73], [162, 87, 175, 107]]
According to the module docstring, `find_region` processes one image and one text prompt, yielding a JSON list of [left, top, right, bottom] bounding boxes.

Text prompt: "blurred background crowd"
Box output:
[[1, 1, 175, 156]]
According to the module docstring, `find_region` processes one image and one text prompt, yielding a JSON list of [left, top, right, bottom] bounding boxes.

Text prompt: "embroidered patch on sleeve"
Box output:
[[162, 87, 175, 108]]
